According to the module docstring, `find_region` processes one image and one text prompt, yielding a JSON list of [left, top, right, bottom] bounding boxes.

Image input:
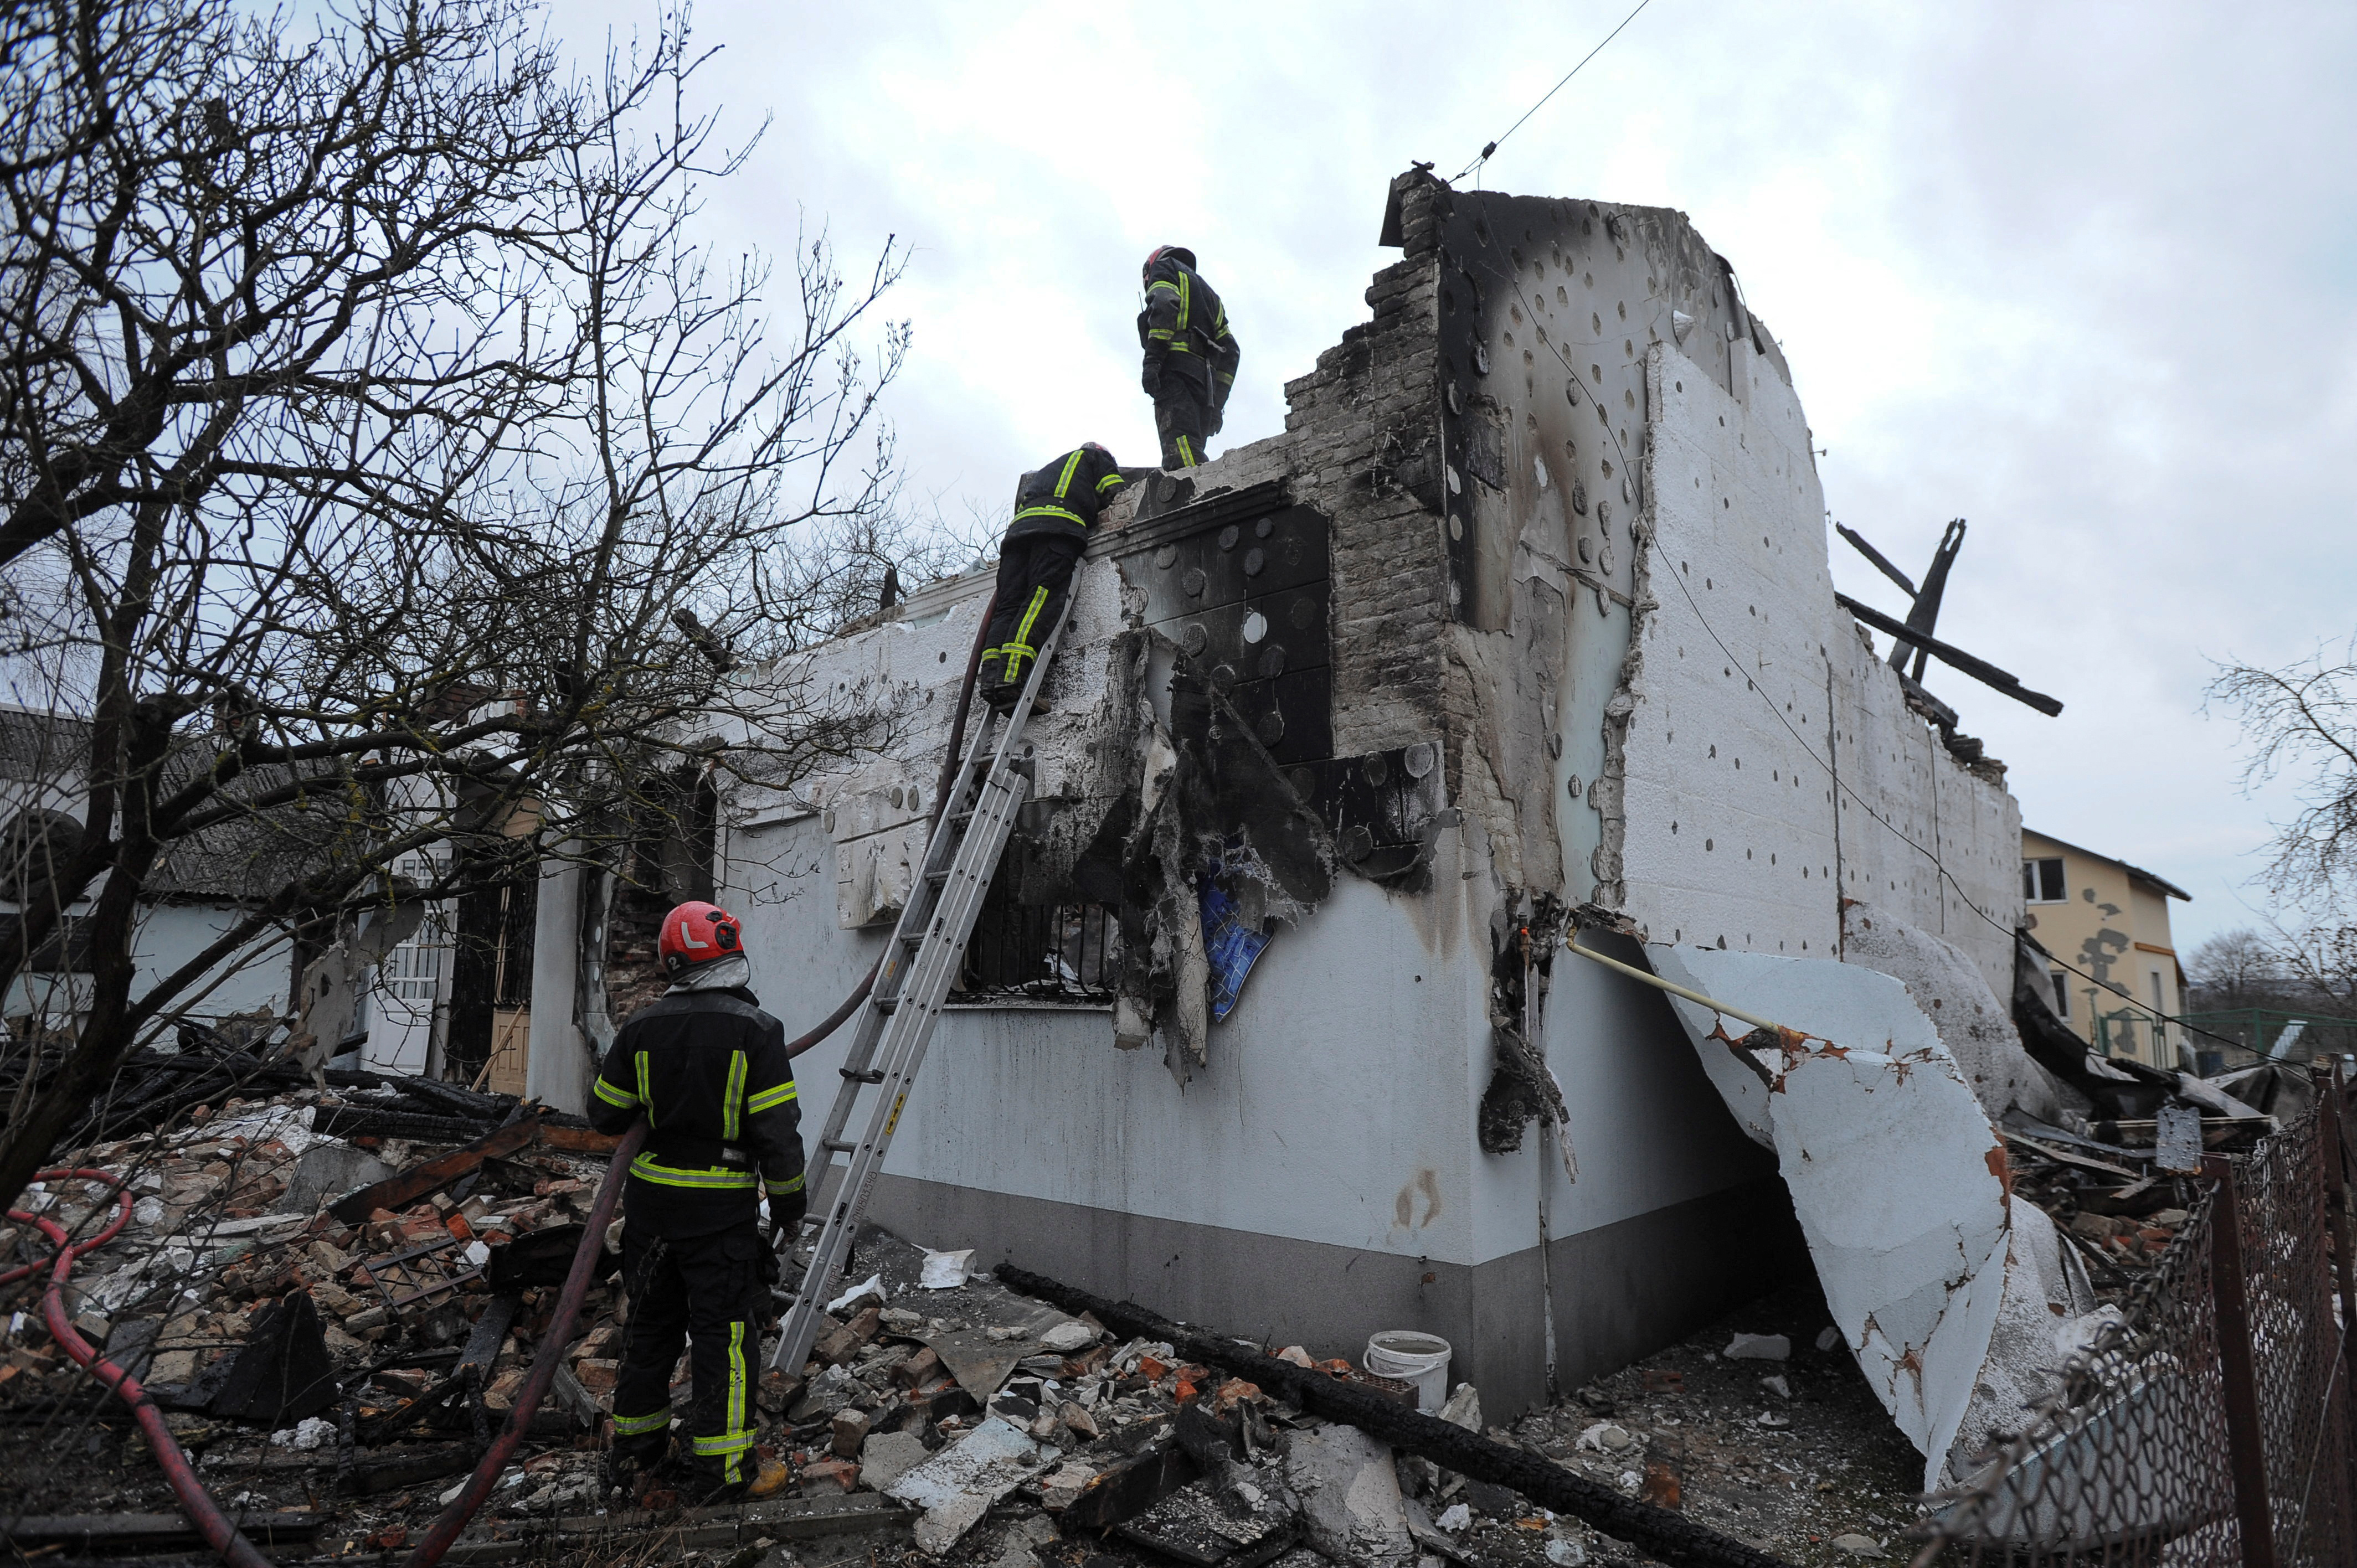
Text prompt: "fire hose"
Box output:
[[4, 1168, 275, 1568], [783, 583, 996, 1062], [7, 585, 1001, 1563]]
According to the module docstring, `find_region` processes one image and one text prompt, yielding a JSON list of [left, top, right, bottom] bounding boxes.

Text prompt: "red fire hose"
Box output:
[[11, 585, 1002, 1562], [784, 583, 995, 1061], [7, 1168, 274, 1568], [398, 1120, 645, 1568]]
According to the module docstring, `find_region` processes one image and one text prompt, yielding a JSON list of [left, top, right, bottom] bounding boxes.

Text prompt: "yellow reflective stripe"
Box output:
[[722, 1050, 745, 1142], [593, 1077, 639, 1109], [1012, 504, 1087, 529], [629, 1154, 758, 1189], [1009, 586, 1050, 666], [1146, 328, 1174, 341], [767, 1172, 806, 1195], [1176, 436, 1198, 466], [1177, 271, 1192, 332], [1096, 471, 1126, 492], [690, 1430, 756, 1454], [727, 1320, 746, 1470], [611, 1405, 672, 1435], [747, 1081, 797, 1113], [635, 1051, 653, 1126], [1052, 449, 1084, 500], [1146, 280, 1180, 295]]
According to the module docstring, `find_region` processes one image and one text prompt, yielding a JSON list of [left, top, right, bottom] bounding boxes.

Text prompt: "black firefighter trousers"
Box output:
[[978, 532, 1084, 703], [611, 1220, 769, 1489], [1152, 384, 1213, 471]]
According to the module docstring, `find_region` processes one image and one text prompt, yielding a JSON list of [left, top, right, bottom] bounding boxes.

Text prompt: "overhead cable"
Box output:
[[1454, 0, 1656, 182]]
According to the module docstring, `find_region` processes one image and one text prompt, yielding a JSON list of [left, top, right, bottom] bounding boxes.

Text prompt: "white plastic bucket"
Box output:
[[1363, 1330, 1453, 1412]]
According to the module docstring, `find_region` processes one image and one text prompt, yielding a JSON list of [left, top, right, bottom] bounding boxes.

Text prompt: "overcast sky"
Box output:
[[558, 0, 2356, 958]]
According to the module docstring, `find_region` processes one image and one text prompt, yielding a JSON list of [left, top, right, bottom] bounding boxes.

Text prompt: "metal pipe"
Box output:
[[1561, 932, 1791, 1036]]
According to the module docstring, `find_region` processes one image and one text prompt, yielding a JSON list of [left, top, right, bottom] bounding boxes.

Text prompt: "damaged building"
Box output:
[[526, 168, 2076, 1492]]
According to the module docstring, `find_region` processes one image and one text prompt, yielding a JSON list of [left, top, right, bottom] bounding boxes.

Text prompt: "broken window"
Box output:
[[2021, 857, 2065, 903], [2049, 966, 2070, 1020], [953, 893, 1119, 1003]]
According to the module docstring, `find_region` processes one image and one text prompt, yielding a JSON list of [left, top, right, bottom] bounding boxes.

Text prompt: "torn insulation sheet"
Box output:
[[1644, 943, 2092, 1490]]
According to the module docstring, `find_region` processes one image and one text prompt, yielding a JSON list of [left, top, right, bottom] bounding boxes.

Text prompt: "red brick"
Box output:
[[798, 1457, 858, 1493]]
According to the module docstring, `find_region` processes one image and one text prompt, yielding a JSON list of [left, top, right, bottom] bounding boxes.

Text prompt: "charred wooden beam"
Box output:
[[327, 1114, 542, 1224], [996, 1265, 1799, 1568], [1834, 593, 2063, 716], [314, 1105, 501, 1146], [1834, 522, 1916, 596]]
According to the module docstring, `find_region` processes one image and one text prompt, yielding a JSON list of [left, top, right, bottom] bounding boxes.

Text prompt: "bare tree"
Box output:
[[2184, 927, 2283, 1005], [2210, 638, 2357, 909], [0, 0, 930, 1210]]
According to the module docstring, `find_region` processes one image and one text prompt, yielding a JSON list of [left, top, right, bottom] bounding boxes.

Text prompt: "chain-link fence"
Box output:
[[1915, 1069, 2356, 1566]]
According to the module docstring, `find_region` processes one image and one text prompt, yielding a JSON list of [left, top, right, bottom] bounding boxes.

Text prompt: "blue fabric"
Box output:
[[1198, 872, 1273, 1023]]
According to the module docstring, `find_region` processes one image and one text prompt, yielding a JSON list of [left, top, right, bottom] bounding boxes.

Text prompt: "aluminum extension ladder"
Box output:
[[768, 589, 1075, 1375]]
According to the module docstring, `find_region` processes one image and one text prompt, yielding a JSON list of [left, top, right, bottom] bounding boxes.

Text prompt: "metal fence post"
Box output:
[[2314, 1062, 2357, 1348], [2204, 1152, 2281, 1568], [2321, 1060, 2357, 1521]]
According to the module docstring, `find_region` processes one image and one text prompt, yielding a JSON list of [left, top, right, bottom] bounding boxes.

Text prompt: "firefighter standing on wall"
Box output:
[[976, 443, 1127, 713], [1138, 245, 1240, 470], [588, 900, 805, 1502]]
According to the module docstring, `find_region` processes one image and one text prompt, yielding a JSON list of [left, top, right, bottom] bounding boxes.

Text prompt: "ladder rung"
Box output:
[[838, 1066, 885, 1084], [925, 866, 951, 885], [821, 1138, 858, 1155]]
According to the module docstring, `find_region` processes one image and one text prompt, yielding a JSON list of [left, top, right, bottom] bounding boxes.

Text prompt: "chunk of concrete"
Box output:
[[274, 1143, 397, 1215], [1722, 1333, 1789, 1361], [882, 1415, 1042, 1555], [859, 1430, 930, 1493], [1039, 1321, 1096, 1354], [1279, 1423, 1413, 1567]]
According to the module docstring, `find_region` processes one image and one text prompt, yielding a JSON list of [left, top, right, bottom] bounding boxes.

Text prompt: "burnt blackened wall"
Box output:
[[1393, 172, 1770, 904]]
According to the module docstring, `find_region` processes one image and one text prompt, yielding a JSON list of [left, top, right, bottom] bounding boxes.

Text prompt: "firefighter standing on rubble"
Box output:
[[1138, 246, 1240, 470], [588, 900, 804, 1503], [976, 443, 1127, 713]]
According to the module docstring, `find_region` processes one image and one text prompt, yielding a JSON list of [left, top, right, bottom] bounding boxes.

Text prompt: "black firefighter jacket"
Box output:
[[588, 986, 806, 1238], [1003, 445, 1129, 545], [1138, 256, 1240, 409]]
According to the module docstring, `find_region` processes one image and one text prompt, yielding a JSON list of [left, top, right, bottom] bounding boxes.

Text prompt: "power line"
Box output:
[[1500, 271, 2271, 1069], [1454, 0, 1656, 183]]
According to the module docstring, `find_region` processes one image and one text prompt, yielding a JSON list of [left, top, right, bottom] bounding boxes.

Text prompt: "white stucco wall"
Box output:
[[4, 901, 293, 1035], [721, 799, 1754, 1273]]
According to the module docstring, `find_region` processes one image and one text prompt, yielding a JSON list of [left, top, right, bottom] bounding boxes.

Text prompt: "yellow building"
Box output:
[[2020, 829, 2191, 1069]]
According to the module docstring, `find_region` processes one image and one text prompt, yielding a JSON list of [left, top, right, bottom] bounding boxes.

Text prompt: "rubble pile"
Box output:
[[0, 1069, 630, 1538], [4, 1068, 1915, 1568]]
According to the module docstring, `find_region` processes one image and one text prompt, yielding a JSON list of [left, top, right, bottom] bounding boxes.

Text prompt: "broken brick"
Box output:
[[798, 1456, 858, 1493]]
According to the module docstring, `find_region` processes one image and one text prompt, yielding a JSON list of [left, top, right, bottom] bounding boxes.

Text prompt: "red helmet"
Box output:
[[1143, 244, 1197, 278], [658, 900, 744, 977]]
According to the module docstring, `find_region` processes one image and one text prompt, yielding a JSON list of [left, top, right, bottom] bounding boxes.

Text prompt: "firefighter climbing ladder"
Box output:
[[768, 592, 1075, 1375]]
